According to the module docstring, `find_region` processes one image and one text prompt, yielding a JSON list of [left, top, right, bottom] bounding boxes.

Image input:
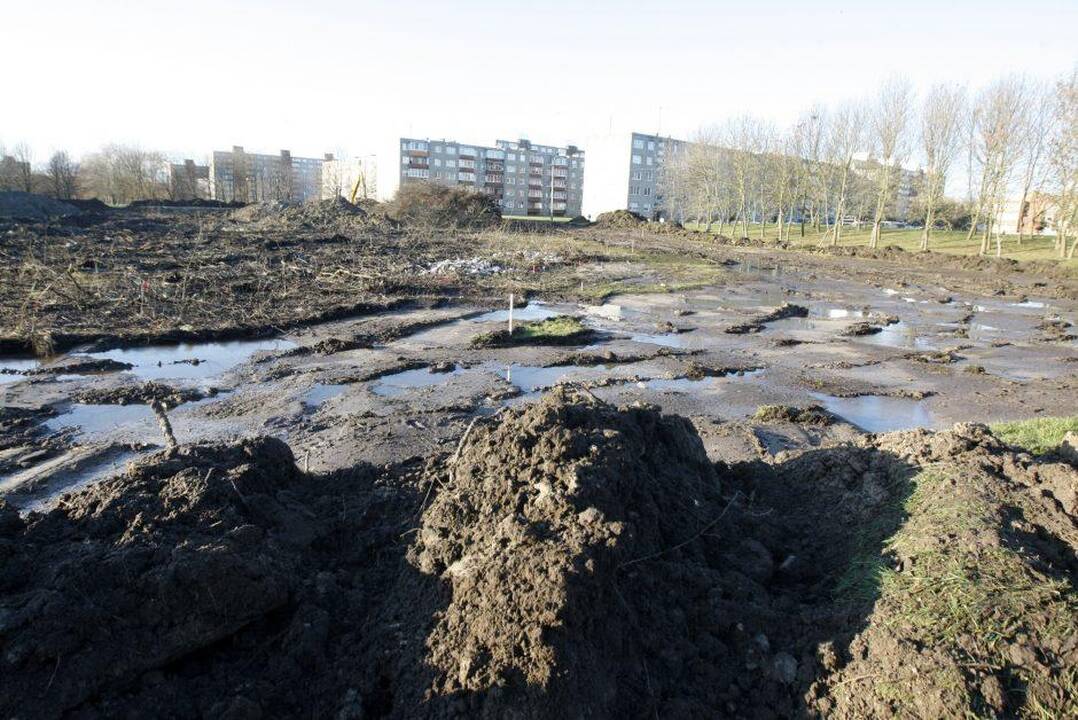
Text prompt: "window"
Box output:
[[446, 146, 456, 155], [434, 158, 442, 167], [646, 157, 653, 166], [434, 145, 443, 153], [632, 171, 641, 180], [632, 155, 642, 165], [506, 164, 516, 173], [446, 159, 456, 168], [633, 138, 644, 149], [643, 187, 651, 196], [648, 141, 655, 151]]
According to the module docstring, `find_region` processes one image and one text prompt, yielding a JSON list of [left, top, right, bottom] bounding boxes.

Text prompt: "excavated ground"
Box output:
[[1, 390, 1074, 719]]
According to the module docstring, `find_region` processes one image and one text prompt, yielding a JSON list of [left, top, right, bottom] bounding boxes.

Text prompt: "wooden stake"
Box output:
[[508, 293, 515, 334]]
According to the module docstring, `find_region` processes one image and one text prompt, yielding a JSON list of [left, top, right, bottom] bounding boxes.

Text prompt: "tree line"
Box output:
[[660, 70, 1077, 258], [0, 142, 175, 205]]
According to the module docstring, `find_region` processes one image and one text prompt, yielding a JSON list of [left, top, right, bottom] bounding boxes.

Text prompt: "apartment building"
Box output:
[[208, 146, 329, 203], [166, 159, 210, 200], [625, 132, 688, 221], [399, 137, 585, 217], [322, 155, 378, 201]]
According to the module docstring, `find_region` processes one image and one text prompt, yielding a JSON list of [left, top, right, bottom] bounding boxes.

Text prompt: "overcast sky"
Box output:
[[3, 0, 1075, 215]]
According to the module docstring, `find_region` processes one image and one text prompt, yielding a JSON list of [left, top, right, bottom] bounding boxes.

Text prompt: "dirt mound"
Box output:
[[388, 183, 501, 229], [229, 196, 371, 228], [1, 393, 1074, 719], [594, 209, 645, 228], [0, 191, 81, 220], [396, 388, 727, 717]]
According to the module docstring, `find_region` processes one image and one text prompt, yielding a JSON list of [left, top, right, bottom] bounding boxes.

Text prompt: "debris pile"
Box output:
[[388, 183, 502, 228], [594, 209, 646, 228]]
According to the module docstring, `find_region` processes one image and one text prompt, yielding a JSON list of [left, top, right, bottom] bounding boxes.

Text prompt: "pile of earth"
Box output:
[[387, 183, 502, 229], [0, 191, 80, 221], [228, 197, 376, 230], [593, 209, 646, 228], [1, 390, 1074, 719]]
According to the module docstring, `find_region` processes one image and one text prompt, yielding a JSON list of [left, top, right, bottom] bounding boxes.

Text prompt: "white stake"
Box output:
[[508, 293, 515, 334]]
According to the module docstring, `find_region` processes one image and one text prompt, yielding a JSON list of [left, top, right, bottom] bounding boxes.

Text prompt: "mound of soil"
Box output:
[[726, 303, 809, 334], [594, 209, 646, 228], [0, 191, 81, 220], [2, 392, 1074, 719], [388, 183, 501, 229], [73, 381, 213, 408], [230, 197, 370, 228]]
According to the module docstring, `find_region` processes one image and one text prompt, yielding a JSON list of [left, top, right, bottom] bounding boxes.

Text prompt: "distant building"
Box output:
[[322, 156, 378, 201], [399, 137, 585, 217], [208, 146, 328, 203], [994, 192, 1059, 236], [625, 132, 688, 221], [851, 157, 923, 223], [166, 159, 210, 201]]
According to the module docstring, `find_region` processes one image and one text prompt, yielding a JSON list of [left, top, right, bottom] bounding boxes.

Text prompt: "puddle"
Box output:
[[809, 392, 937, 433], [733, 261, 783, 277], [644, 368, 765, 393], [471, 302, 561, 324], [370, 367, 468, 397], [303, 383, 347, 407], [825, 309, 870, 319], [0, 358, 41, 385], [45, 404, 156, 434], [502, 364, 597, 394], [860, 321, 936, 350], [628, 332, 686, 348], [1011, 300, 1046, 309], [81, 338, 297, 381]]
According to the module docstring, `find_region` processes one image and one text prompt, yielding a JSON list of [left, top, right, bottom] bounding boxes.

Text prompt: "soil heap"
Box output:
[[593, 209, 646, 228], [0, 191, 81, 221]]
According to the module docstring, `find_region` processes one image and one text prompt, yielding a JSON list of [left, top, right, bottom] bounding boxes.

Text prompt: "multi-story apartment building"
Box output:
[[625, 132, 688, 221], [208, 146, 329, 203], [322, 155, 378, 201], [399, 137, 584, 217], [166, 159, 210, 201]]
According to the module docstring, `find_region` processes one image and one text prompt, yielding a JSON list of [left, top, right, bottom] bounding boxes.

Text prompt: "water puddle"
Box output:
[[14, 449, 145, 513], [628, 332, 686, 348], [860, 321, 936, 350], [370, 367, 468, 397], [809, 392, 937, 433], [644, 368, 765, 393], [825, 308, 871, 319], [45, 404, 156, 434], [303, 383, 347, 407], [0, 358, 40, 385], [81, 338, 297, 381], [1011, 300, 1046, 309], [471, 302, 561, 324]]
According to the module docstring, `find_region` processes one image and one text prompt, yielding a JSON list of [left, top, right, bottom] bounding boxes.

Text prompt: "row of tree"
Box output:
[[661, 70, 1077, 258], [0, 142, 174, 204]]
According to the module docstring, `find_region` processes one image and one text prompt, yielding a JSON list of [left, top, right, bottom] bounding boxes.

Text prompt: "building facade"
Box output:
[[208, 146, 329, 203], [322, 156, 378, 201], [625, 132, 688, 221], [166, 159, 210, 200], [399, 137, 584, 217], [994, 192, 1060, 236]]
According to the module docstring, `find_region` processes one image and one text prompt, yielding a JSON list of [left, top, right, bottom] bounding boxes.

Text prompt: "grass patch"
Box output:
[[989, 416, 1078, 455], [471, 315, 594, 348]]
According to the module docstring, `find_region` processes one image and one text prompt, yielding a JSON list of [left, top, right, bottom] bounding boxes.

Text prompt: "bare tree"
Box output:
[[1013, 82, 1053, 244], [824, 103, 865, 245], [1045, 69, 1077, 258], [965, 77, 1030, 256], [918, 84, 966, 250], [13, 143, 34, 192], [866, 79, 914, 248], [80, 144, 169, 204], [46, 150, 79, 199]]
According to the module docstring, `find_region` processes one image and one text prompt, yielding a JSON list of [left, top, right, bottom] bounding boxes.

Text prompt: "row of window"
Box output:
[[630, 170, 656, 181], [628, 186, 653, 197], [631, 155, 655, 166]]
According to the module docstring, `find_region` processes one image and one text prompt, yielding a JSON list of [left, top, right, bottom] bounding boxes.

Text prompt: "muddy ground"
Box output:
[[1, 203, 1077, 718]]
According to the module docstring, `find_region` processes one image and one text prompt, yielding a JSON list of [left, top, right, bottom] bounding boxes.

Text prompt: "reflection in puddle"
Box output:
[[860, 321, 936, 350], [82, 338, 297, 381], [825, 308, 870, 319], [303, 383, 347, 407], [628, 332, 686, 348], [45, 404, 155, 434], [0, 358, 40, 385], [371, 367, 466, 397], [471, 302, 560, 324], [644, 369, 764, 392], [809, 392, 937, 433], [1011, 300, 1046, 309]]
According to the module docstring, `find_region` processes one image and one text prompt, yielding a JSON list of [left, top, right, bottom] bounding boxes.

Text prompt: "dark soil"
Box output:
[[726, 303, 809, 334], [2, 391, 1073, 719]]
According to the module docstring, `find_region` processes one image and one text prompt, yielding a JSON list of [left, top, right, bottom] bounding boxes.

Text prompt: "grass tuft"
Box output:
[[989, 416, 1078, 455]]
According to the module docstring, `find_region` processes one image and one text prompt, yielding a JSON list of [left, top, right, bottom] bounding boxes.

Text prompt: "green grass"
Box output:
[[471, 315, 593, 348], [989, 416, 1078, 455], [686, 221, 1077, 269]]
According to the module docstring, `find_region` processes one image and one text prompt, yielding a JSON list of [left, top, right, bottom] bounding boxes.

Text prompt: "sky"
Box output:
[[2, 0, 1075, 215]]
